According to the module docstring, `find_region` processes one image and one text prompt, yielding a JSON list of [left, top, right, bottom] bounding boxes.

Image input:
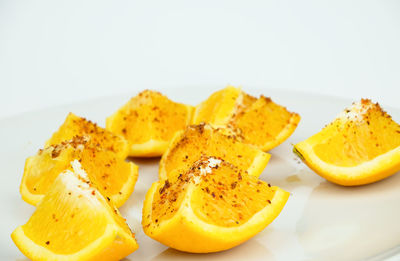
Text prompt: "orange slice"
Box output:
[[143, 156, 289, 253], [159, 123, 271, 181], [230, 95, 301, 151], [12, 160, 138, 261], [21, 136, 138, 207], [192, 86, 244, 126], [294, 99, 400, 186], [46, 112, 129, 158], [193, 86, 300, 151], [106, 90, 194, 157]]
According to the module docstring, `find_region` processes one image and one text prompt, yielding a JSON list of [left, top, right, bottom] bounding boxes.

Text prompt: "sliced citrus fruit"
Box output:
[[21, 135, 138, 207], [159, 123, 271, 181], [46, 112, 129, 158], [12, 160, 138, 261], [192, 86, 300, 151], [229, 95, 301, 151], [192, 86, 244, 126], [143, 156, 289, 253], [106, 90, 194, 157], [294, 99, 400, 186]]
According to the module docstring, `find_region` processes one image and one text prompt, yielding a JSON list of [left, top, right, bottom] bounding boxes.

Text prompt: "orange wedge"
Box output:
[[143, 156, 289, 253], [159, 123, 271, 181], [21, 136, 138, 207], [12, 161, 138, 261], [193, 86, 300, 151], [46, 112, 129, 158], [106, 90, 194, 157], [192, 86, 244, 126], [230, 95, 301, 151], [294, 99, 400, 186]]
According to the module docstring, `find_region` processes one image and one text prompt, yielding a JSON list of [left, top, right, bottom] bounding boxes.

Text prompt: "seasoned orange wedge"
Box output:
[[230, 95, 301, 151], [106, 90, 194, 157], [21, 136, 138, 207], [12, 161, 138, 261], [192, 86, 244, 126], [159, 123, 271, 181], [294, 99, 400, 186], [193, 86, 300, 151], [47, 112, 129, 158], [143, 156, 289, 253]]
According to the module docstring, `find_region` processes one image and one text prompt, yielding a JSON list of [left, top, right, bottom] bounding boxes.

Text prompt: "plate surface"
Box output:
[[1, 88, 399, 261]]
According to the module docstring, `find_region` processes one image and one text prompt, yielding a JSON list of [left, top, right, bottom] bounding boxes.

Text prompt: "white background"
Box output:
[[1, 0, 399, 119]]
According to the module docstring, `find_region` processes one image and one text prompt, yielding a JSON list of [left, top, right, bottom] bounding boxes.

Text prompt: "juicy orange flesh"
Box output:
[[25, 146, 77, 195], [80, 148, 132, 197], [26, 136, 132, 200], [235, 92, 257, 116], [313, 103, 400, 167], [23, 174, 109, 254], [151, 157, 275, 228], [149, 179, 188, 226], [47, 113, 128, 158], [231, 96, 299, 148], [193, 86, 240, 125], [163, 124, 262, 181], [108, 90, 192, 144], [191, 162, 275, 227]]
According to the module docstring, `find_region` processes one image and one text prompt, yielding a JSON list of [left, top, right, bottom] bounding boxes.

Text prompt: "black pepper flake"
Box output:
[[159, 180, 171, 194], [51, 149, 61, 158], [46, 241, 50, 245]]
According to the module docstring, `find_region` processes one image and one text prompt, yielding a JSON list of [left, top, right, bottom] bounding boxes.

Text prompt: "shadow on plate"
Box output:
[[152, 239, 275, 261], [127, 157, 161, 165]]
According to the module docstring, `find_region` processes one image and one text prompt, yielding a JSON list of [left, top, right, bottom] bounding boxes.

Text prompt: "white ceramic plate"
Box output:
[[1, 88, 400, 261]]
